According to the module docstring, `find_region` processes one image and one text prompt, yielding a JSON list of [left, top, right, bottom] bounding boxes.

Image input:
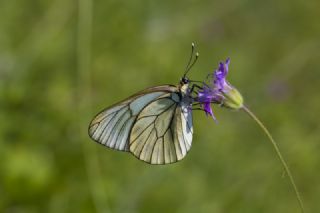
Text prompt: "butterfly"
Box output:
[[88, 44, 201, 165]]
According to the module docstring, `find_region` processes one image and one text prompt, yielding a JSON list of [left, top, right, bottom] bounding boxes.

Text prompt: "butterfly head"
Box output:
[[179, 76, 190, 95], [180, 76, 189, 85]]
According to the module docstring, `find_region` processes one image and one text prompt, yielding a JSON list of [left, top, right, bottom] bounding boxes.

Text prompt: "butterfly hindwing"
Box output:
[[129, 93, 193, 164]]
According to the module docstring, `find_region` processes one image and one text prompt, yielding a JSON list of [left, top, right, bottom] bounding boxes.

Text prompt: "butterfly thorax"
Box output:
[[179, 81, 193, 107], [179, 77, 190, 94], [179, 82, 189, 95]]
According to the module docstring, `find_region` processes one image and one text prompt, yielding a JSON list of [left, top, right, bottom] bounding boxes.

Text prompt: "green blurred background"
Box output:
[[1, 0, 319, 212]]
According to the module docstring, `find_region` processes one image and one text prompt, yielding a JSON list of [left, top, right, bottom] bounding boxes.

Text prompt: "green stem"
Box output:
[[77, 0, 111, 212], [242, 105, 305, 213]]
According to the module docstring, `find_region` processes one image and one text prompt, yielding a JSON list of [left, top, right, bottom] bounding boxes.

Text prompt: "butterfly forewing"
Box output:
[[88, 86, 179, 152]]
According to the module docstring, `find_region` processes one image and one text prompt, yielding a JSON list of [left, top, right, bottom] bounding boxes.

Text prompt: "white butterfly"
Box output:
[[88, 45, 199, 165]]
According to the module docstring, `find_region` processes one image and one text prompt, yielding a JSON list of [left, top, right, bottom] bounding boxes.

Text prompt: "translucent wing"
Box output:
[[129, 92, 193, 164], [88, 85, 178, 151]]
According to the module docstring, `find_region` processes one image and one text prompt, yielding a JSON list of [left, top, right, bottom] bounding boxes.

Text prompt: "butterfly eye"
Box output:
[[180, 77, 189, 84]]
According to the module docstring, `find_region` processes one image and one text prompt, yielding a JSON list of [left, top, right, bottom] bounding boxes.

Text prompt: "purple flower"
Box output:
[[197, 87, 216, 118], [214, 58, 230, 91], [196, 58, 243, 120]]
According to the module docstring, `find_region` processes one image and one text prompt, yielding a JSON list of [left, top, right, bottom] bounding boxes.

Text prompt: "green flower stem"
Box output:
[[77, 0, 111, 212], [242, 105, 305, 213]]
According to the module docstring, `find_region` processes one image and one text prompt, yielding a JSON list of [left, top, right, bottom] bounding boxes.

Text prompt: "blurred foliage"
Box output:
[[0, 0, 319, 212]]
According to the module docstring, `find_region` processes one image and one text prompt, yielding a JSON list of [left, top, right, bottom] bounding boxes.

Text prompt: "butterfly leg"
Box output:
[[189, 84, 202, 95]]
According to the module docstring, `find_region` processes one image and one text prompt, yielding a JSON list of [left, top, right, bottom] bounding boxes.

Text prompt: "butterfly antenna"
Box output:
[[184, 52, 199, 78], [185, 43, 195, 72], [184, 43, 199, 77]]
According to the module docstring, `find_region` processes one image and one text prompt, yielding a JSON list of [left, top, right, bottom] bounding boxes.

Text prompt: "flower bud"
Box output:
[[222, 87, 243, 109]]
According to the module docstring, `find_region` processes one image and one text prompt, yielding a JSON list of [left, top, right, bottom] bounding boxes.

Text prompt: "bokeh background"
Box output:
[[1, 0, 319, 212]]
